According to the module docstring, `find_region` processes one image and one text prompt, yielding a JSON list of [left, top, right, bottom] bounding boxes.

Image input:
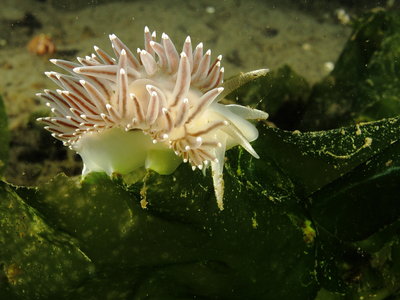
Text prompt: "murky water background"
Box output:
[[0, 0, 391, 184]]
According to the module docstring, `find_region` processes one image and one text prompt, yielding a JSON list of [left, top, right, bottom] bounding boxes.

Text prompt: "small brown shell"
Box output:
[[27, 34, 56, 55]]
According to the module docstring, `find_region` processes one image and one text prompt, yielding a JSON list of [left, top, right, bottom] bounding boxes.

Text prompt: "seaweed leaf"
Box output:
[[301, 9, 400, 130], [7, 165, 317, 299], [249, 117, 400, 197], [0, 181, 94, 299]]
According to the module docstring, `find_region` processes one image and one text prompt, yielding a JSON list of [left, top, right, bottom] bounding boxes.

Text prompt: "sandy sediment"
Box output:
[[0, 0, 351, 129]]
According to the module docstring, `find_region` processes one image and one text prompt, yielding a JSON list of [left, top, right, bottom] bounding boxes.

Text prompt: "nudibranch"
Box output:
[[37, 26, 269, 210]]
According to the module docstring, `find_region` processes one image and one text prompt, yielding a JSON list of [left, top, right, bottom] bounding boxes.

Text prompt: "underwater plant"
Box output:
[[36, 26, 268, 210]]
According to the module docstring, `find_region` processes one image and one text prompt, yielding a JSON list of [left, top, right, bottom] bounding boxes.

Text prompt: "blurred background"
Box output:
[[0, 0, 396, 185]]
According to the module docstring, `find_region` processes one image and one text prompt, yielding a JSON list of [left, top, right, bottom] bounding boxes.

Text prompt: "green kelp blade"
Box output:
[[309, 142, 400, 297], [310, 140, 400, 242], [21, 173, 212, 268], [0, 181, 94, 299], [247, 117, 400, 197], [11, 165, 318, 299], [132, 163, 317, 299], [360, 32, 400, 121], [301, 9, 400, 130]]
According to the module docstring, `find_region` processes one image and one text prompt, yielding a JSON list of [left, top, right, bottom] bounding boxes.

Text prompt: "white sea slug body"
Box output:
[[37, 26, 269, 210]]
